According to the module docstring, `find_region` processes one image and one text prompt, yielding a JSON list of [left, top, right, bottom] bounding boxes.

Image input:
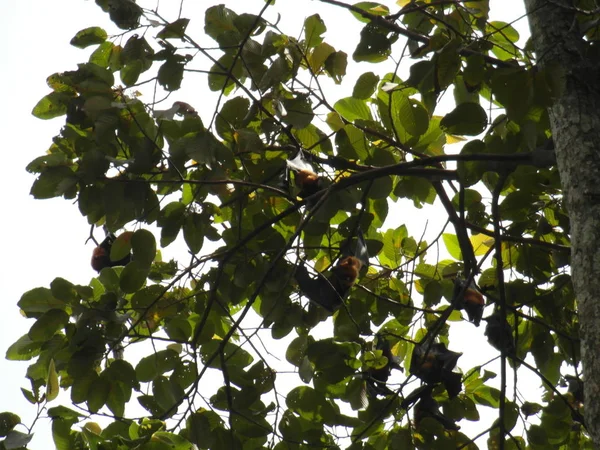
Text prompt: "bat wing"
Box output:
[[295, 263, 343, 313], [286, 151, 313, 172], [355, 228, 369, 268]]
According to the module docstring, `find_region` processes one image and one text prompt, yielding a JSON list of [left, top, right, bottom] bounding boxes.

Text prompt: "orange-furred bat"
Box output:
[[410, 341, 463, 399], [294, 229, 369, 312], [413, 387, 460, 431], [364, 334, 403, 398], [286, 151, 324, 201], [454, 277, 485, 327], [91, 232, 132, 272], [483, 311, 515, 356]]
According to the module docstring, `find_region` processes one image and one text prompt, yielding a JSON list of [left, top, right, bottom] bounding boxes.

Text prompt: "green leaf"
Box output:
[[286, 386, 336, 425], [136, 349, 180, 382], [106, 382, 126, 418], [440, 102, 488, 136], [353, 72, 379, 99], [132, 229, 156, 268], [473, 385, 501, 407], [334, 97, 372, 122], [324, 50, 348, 83], [157, 18, 190, 39], [353, 24, 391, 63], [208, 53, 243, 93], [158, 202, 186, 247], [47, 406, 82, 420], [158, 59, 185, 91], [442, 233, 462, 260], [70, 27, 107, 48], [281, 94, 314, 129], [183, 213, 204, 254], [90, 41, 114, 68], [50, 278, 78, 304], [2, 430, 33, 449], [71, 370, 98, 404], [120, 260, 149, 293], [152, 431, 193, 449], [308, 42, 335, 73], [200, 340, 254, 369], [527, 425, 548, 446], [28, 309, 69, 342], [304, 14, 326, 48], [351, 2, 390, 23], [87, 376, 110, 413], [32, 92, 71, 119], [165, 318, 193, 342], [18, 287, 64, 317], [121, 60, 143, 86], [389, 91, 429, 139], [0, 412, 21, 437], [30, 166, 77, 199], [46, 359, 60, 402], [5, 334, 42, 361], [153, 376, 184, 412], [393, 177, 436, 207], [205, 5, 239, 45]]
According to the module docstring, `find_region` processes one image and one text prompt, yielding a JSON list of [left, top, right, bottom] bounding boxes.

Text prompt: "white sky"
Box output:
[[0, 1, 534, 448]]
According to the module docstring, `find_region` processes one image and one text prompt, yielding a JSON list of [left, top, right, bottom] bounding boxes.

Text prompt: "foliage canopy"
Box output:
[[5, 0, 596, 449]]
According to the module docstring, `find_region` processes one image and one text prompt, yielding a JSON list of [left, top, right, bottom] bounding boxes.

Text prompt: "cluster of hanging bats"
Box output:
[[88, 151, 582, 431]]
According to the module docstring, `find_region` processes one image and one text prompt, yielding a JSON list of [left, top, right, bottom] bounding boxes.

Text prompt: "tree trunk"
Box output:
[[525, 0, 600, 444]]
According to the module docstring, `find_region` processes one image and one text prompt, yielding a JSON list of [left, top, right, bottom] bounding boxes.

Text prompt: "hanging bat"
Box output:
[[483, 311, 515, 356], [565, 375, 584, 406], [364, 334, 403, 398], [91, 232, 133, 272], [286, 151, 325, 202], [564, 375, 586, 427], [294, 229, 369, 312], [410, 341, 463, 399], [453, 277, 485, 327]]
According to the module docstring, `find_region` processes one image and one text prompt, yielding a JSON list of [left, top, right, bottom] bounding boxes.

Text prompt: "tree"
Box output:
[[2, 0, 596, 448]]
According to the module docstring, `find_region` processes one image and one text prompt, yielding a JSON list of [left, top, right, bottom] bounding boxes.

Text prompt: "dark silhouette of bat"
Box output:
[[410, 341, 462, 398], [483, 311, 515, 356], [294, 229, 369, 312], [91, 232, 132, 272], [453, 277, 485, 327], [364, 334, 403, 398], [564, 375, 585, 426]]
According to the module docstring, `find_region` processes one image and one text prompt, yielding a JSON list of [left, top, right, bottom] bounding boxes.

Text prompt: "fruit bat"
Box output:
[[91, 232, 132, 272], [294, 229, 369, 312], [286, 151, 325, 202], [410, 341, 462, 398], [564, 375, 586, 426], [364, 334, 403, 398], [413, 387, 460, 431], [453, 277, 485, 327], [565, 375, 584, 405], [483, 311, 515, 356]]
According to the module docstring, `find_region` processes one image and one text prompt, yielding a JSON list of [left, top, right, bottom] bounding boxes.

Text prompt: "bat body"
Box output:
[[483, 311, 515, 356], [410, 342, 462, 398], [286, 152, 325, 203], [91, 233, 132, 272], [294, 229, 369, 312], [454, 277, 485, 326], [365, 335, 402, 398]]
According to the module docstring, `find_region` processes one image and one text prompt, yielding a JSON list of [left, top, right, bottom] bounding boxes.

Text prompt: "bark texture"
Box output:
[[525, 0, 600, 444]]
